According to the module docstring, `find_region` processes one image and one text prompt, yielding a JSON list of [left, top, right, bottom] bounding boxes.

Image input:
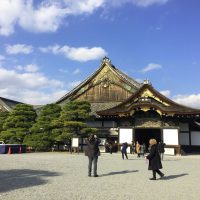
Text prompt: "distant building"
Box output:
[[0, 97, 24, 112], [57, 57, 200, 154]]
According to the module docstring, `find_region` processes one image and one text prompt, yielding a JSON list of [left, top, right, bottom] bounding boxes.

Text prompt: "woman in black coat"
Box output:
[[146, 139, 164, 180], [85, 134, 101, 177]]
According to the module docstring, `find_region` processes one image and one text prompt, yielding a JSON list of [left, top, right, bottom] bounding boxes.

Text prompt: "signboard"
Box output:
[[163, 129, 178, 145], [119, 128, 133, 144], [164, 148, 175, 155], [72, 138, 79, 147]]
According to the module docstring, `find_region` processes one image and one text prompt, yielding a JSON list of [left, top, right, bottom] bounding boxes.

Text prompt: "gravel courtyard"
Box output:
[[0, 152, 200, 200]]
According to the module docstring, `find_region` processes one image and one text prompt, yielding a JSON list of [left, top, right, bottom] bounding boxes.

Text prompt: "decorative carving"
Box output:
[[102, 56, 111, 64], [140, 89, 169, 106], [163, 119, 178, 127], [135, 118, 161, 128]]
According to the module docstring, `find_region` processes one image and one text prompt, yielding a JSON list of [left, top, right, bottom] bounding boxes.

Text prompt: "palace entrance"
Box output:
[[135, 128, 161, 151]]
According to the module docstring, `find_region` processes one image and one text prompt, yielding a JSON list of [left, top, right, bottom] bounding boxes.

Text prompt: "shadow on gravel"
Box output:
[[100, 170, 139, 177], [162, 159, 180, 161], [162, 173, 188, 180], [0, 169, 61, 193]]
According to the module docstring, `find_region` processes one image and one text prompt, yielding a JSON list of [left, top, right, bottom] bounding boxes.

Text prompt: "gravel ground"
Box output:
[[0, 152, 200, 200]]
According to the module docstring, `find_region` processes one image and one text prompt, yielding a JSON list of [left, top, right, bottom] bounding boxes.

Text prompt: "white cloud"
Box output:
[[68, 81, 81, 89], [39, 45, 107, 62], [24, 64, 39, 72], [73, 68, 81, 75], [0, 0, 169, 36], [0, 0, 22, 36], [158, 89, 200, 109], [0, 66, 66, 104], [6, 44, 33, 54], [173, 94, 200, 109], [15, 64, 39, 72], [0, 0, 104, 35], [130, 0, 168, 7], [141, 63, 162, 73], [160, 90, 171, 97]]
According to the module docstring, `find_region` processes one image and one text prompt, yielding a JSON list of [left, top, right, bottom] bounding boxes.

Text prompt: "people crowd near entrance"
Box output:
[[85, 134, 165, 180]]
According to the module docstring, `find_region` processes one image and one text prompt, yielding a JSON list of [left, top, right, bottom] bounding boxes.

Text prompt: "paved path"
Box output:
[[0, 152, 200, 200]]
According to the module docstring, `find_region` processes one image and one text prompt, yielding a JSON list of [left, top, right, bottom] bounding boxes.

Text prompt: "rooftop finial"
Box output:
[[102, 56, 111, 64], [143, 79, 151, 85]]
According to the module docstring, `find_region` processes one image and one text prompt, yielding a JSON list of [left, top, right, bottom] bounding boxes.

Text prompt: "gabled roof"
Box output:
[[97, 82, 200, 117], [0, 97, 24, 112], [56, 57, 142, 104]]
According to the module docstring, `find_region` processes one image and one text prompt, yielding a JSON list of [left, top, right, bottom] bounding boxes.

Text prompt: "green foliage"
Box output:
[[24, 133, 51, 151], [0, 104, 37, 143], [27, 104, 62, 149], [60, 101, 91, 121], [0, 111, 9, 133], [30, 104, 61, 133], [81, 127, 98, 137]]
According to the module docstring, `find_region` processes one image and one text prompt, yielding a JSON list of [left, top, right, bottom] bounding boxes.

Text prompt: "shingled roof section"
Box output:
[[0, 97, 24, 111], [56, 57, 142, 104], [97, 82, 200, 116]]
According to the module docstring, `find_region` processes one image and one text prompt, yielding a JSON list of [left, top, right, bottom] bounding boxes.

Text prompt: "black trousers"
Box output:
[[153, 169, 163, 178], [122, 151, 128, 159], [88, 156, 98, 175]]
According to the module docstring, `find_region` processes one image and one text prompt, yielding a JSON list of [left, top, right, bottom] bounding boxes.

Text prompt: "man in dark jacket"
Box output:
[[85, 134, 101, 177], [121, 142, 128, 159], [158, 140, 166, 161], [146, 138, 164, 180]]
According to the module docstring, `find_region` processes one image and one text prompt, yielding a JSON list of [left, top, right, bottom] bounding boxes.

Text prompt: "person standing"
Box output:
[[146, 138, 164, 180], [131, 141, 135, 154], [108, 142, 113, 154], [85, 134, 101, 177], [136, 141, 141, 157], [121, 142, 129, 159], [140, 143, 146, 157], [158, 140, 166, 161]]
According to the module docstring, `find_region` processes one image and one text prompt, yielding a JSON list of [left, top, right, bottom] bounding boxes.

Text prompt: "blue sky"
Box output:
[[0, 0, 200, 108]]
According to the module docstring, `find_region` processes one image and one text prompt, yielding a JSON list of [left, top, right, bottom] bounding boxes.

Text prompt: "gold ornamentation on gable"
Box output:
[[141, 89, 169, 106]]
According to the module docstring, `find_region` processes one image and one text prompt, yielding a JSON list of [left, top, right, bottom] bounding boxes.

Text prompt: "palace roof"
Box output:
[[0, 97, 24, 112], [56, 57, 141, 104], [97, 82, 200, 117]]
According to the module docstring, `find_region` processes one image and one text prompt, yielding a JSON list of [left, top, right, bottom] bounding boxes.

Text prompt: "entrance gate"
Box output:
[[134, 128, 161, 150]]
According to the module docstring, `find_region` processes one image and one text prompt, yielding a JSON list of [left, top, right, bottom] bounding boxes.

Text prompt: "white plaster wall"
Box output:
[[119, 128, 133, 144], [163, 129, 179, 145]]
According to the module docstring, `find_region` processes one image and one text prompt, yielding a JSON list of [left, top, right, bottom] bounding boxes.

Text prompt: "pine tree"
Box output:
[[24, 104, 61, 151], [0, 104, 37, 144]]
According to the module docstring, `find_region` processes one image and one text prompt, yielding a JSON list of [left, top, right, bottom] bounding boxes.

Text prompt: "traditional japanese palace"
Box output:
[[57, 57, 200, 154]]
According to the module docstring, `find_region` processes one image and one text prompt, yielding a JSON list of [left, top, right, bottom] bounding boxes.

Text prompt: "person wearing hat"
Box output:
[[85, 134, 101, 177]]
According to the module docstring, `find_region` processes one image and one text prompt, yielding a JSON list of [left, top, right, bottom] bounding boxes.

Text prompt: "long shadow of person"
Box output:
[[100, 170, 139, 177], [160, 173, 188, 180], [0, 169, 61, 193]]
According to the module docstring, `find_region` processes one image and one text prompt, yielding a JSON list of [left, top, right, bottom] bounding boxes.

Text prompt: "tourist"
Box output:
[[108, 142, 113, 154], [158, 140, 166, 160], [131, 141, 135, 154], [146, 138, 164, 180], [85, 134, 101, 177], [140, 143, 146, 157], [136, 141, 141, 157], [121, 142, 128, 159]]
